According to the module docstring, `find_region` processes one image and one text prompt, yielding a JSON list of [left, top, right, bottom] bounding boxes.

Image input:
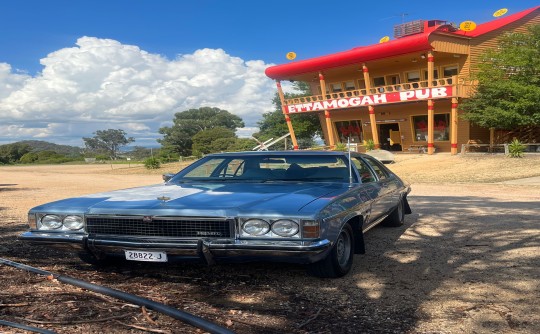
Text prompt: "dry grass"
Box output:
[[94, 153, 540, 185], [387, 153, 540, 184]]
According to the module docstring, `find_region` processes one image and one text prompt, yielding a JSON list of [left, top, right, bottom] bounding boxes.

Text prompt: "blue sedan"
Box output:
[[20, 151, 411, 278]]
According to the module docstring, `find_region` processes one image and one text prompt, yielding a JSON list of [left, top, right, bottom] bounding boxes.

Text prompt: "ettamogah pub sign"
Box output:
[[287, 86, 453, 113]]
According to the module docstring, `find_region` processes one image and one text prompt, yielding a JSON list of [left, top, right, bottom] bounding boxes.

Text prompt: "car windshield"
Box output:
[[170, 154, 355, 183]]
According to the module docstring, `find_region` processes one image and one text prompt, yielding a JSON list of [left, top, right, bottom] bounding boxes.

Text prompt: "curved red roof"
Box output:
[[265, 32, 432, 80], [265, 6, 539, 80], [453, 6, 539, 37]]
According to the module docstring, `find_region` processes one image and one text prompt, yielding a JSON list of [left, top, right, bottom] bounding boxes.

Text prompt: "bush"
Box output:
[[333, 143, 347, 151], [508, 139, 526, 158], [364, 139, 375, 151], [144, 157, 161, 169]]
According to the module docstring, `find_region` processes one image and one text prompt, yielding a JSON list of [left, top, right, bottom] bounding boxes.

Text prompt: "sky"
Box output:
[[0, 0, 538, 148]]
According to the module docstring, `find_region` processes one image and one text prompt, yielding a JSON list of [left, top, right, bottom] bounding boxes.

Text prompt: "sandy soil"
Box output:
[[0, 154, 539, 333]]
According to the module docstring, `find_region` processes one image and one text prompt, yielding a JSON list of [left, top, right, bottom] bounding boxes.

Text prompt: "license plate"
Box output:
[[125, 250, 168, 262]]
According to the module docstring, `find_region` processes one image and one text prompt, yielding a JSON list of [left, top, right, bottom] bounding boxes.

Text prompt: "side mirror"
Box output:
[[162, 173, 175, 182]]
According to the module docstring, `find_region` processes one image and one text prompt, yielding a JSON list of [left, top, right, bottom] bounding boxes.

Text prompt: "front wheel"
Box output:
[[308, 224, 355, 278]]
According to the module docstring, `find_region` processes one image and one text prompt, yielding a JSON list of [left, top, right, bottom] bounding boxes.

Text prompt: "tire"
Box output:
[[308, 224, 355, 278], [381, 197, 405, 227]]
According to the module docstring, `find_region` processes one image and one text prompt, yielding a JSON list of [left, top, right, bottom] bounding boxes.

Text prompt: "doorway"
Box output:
[[378, 123, 402, 151]]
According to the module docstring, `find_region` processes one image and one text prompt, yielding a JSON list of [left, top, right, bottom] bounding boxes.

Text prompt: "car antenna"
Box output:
[[348, 136, 353, 187]]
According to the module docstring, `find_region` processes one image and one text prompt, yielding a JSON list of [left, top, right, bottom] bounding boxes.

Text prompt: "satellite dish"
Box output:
[[459, 21, 477, 32], [286, 52, 297, 60], [493, 8, 508, 17], [379, 36, 390, 43]]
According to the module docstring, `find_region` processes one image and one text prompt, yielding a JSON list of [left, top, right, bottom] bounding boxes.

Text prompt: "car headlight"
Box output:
[[242, 219, 270, 236], [63, 215, 84, 230], [40, 215, 63, 229], [271, 219, 299, 237]]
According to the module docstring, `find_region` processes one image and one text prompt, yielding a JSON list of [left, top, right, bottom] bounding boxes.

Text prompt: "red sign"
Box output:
[[287, 86, 453, 113]]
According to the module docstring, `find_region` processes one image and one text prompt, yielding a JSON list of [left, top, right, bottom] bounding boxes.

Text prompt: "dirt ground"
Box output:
[[0, 153, 539, 333]]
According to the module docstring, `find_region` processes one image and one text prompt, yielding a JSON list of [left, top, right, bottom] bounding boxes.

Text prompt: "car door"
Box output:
[[351, 156, 383, 228], [362, 156, 400, 218]]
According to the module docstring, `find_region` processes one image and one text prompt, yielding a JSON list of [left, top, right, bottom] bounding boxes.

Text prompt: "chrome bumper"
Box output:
[[19, 231, 332, 264]]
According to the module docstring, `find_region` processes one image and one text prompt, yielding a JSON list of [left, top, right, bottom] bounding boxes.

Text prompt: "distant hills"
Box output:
[[6, 140, 82, 157]]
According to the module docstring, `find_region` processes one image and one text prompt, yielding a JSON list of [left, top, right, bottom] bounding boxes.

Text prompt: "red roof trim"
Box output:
[[265, 6, 539, 80], [453, 6, 539, 37], [265, 33, 432, 80]]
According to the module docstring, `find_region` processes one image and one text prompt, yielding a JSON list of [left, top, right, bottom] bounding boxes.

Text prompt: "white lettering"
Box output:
[[416, 89, 430, 99], [349, 97, 361, 107], [301, 103, 313, 112], [323, 100, 338, 109], [313, 102, 324, 111], [373, 94, 387, 103], [288, 105, 297, 113], [431, 87, 448, 97], [361, 96, 374, 105], [399, 91, 415, 101], [337, 99, 349, 108]]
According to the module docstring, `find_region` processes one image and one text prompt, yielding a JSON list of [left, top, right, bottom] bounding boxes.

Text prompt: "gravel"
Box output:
[[0, 153, 539, 333]]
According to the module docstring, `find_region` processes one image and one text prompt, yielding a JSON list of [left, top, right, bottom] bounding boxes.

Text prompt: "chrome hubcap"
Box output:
[[336, 231, 351, 266]]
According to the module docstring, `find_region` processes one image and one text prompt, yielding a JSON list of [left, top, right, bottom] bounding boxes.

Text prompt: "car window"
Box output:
[[352, 157, 376, 183], [183, 158, 226, 178], [176, 155, 354, 182], [363, 156, 389, 180]]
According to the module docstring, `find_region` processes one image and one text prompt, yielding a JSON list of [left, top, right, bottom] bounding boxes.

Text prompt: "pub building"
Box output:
[[265, 6, 540, 154]]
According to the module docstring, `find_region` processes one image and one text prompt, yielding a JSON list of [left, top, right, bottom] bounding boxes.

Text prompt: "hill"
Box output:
[[16, 140, 82, 156]]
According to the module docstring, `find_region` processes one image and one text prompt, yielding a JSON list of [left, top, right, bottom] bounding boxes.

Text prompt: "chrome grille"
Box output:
[[86, 216, 232, 238]]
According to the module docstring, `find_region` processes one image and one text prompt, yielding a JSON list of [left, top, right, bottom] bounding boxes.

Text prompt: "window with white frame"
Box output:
[[443, 65, 458, 77], [406, 71, 420, 82]]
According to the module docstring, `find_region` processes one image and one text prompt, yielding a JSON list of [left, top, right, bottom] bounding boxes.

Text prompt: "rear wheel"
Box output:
[[381, 197, 405, 227], [308, 224, 354, 278]]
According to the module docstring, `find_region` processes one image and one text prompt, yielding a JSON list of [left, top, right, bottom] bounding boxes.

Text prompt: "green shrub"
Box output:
[[508, 139, 526, 158], [364, 139, 375, 151], [333, 143, 347, 151], [144, 157, 161, 169]]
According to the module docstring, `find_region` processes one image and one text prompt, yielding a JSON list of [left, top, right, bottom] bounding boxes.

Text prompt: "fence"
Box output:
[[461, 143, 540, 155]]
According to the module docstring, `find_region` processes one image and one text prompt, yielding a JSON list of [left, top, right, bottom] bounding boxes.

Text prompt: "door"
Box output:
[[378, 123, 402, 151]]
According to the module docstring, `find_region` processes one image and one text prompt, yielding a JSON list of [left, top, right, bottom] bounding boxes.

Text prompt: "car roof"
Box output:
[[206, 150, 367, 158]]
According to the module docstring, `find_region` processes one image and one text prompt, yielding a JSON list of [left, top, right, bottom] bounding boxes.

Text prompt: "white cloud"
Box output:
[[0, 37, 276, 146]]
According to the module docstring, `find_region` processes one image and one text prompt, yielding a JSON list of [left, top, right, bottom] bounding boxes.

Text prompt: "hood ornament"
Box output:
[[157, 196, 171, 202]]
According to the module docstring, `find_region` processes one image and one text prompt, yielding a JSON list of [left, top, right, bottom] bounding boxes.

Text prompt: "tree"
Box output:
[[255, 81, 322, 149], [158, 107, 244, 156], [192, 127, 236, 155], [129, 146, 153, 160], [83, 129, 135, 160], [461, 25, 540, 131], [0, 143, 31, 164]]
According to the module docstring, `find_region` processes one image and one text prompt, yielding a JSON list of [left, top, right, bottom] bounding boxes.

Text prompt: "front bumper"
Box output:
[[19, 231, 332, 264]]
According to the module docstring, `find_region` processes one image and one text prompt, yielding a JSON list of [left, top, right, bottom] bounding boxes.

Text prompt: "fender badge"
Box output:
[[157, 196, 171, 202]]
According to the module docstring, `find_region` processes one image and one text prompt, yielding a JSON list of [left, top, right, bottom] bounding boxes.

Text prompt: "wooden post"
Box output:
[[489, 127, 495, 153], [319, 72, 335, 148], [362, 63, 379, 148], [427, 100, 435, 154], [427, 52, 435, 155], [276, 81, 299, 150], [451, 98, 458, 155]]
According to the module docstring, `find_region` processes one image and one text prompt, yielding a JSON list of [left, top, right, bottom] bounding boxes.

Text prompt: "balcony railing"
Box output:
[[284, 76, 465, 106]]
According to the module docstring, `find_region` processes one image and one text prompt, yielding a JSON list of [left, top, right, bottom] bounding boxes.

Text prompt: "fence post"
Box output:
[[461, 144, 467, 156], [504, 144, 509, 155]]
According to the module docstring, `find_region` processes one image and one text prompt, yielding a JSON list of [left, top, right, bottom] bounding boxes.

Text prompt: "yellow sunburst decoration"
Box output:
[[286, 52, 297, 60], [493, 8, 508, 17], [379, 36, 390, 43], [459, 21, 477, 32]]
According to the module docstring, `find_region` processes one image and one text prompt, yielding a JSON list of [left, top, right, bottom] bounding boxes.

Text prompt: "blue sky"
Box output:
[[0, 0, 537, 147]]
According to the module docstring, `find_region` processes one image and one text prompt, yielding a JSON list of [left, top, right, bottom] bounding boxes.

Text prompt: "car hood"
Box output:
[[31, 182, 351, 217]]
